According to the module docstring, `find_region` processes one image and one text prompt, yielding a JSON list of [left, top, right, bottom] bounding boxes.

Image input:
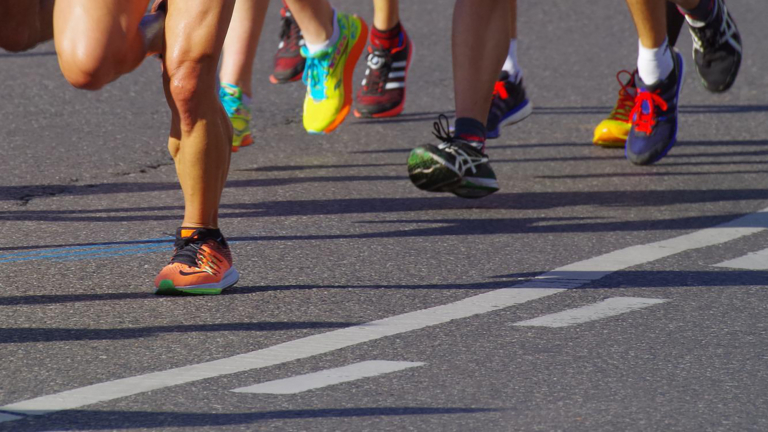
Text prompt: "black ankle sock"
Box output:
[[454, 117, 486, 145], [679, 0, 715, 22]]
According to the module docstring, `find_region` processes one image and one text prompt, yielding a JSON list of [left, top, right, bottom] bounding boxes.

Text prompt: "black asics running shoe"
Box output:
[[270, 7, 306, 84], [407, 115, 499, 199], [687, 0, 741, 92]]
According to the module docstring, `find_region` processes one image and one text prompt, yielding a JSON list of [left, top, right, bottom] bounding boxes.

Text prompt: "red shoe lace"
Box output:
[[609, 70, 637, 122], [492, 80, 509, 100], [629, 90, 668, 134]]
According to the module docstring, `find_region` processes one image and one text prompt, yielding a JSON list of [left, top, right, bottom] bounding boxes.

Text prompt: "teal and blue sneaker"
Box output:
[[219, 83, 253, 152]]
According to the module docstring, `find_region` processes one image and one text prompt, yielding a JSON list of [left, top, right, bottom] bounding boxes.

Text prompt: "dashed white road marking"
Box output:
[[713, 247, 768, 270], [232, 361, 424, 395], [0, 412, 23, 422], [513, 297, 668, 328], [2, 206, 767, 424]]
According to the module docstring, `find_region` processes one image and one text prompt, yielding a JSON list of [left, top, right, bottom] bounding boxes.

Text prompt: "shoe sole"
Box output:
[[310, 17, 369, 135], [231, 134, 253, 153], [155, 267, 240, 296], [486, 99, 533, 139], [269, 73, 302, 85], [452, 176, 500, 199], [625, 49, 685, 165], [407, 146, 462, 192], [353, 39, 415, 119]]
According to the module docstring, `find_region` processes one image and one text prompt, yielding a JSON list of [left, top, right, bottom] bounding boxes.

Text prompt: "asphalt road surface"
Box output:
[[2, 0, 768, 431]]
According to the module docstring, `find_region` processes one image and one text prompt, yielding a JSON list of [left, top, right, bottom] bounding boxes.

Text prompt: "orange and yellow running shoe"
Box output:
[[593, 70, 637, 147], [154, 227, 239, 295]]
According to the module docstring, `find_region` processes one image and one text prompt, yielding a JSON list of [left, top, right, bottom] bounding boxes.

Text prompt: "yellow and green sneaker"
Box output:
[[219, 83, 253, 152], [300, 13, 368, 134]]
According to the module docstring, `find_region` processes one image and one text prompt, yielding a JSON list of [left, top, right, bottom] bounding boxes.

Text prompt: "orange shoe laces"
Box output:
[[608, 70, 637, 122]]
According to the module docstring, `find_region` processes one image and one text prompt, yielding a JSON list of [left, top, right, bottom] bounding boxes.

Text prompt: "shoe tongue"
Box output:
[[497, 71, 511, 82]]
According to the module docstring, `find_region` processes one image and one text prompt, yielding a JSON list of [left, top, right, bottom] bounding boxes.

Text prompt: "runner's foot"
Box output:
[[486, 71, 532, 139], [219, 83, 253, 152], [593, 70, 636, 147], [301, 12, 368, 134], [270, 7, 306, 84], [626, 48, 684, 165], [354, 22, 413, 118], [155, 227, 239, 295], [685, 0, 742, 92], [407, 115, 499, 199]]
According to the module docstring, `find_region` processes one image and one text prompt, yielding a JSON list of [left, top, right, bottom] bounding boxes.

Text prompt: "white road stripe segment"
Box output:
[[513, 297, 668, 328], [232, 361, 424, 394], [0, 413, 24, 422], [713, 247, 768, 270], [2, 206, 767, 423]]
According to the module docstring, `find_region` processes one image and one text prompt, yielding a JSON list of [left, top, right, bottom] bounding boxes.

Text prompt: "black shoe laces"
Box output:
[[362, 49, 391, 94], [278, 14, 302, 54], [171, 235, 202, 267], [432, 114, 453, 143]]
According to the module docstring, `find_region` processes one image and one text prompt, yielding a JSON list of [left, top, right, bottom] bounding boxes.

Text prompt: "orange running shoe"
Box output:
[[593, 70, 637, 147], [154, 227, 239, 295]]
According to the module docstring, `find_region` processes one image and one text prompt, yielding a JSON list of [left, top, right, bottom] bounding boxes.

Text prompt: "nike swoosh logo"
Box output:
[[179, 270, 208, 276]]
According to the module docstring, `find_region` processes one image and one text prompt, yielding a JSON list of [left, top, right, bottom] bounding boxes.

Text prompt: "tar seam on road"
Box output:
[[1, 206, 767, 423], [232, 360, 425, 394]]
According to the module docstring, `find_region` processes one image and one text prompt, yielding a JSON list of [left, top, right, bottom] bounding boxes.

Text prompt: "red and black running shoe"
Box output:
[[270, 7, 305, 84], [353, 25, 413, 118]]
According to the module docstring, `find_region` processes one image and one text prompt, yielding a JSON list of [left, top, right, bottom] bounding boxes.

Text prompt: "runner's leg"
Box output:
[[0, 0, 54, 52], [219, 0, 270, 98], [162, 0, 235, 229], [54, 0, 151, 90]]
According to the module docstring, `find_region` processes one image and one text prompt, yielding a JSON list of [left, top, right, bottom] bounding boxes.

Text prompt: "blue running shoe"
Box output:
[[626, 47, 685, 165], [486, 72, 532, 139]]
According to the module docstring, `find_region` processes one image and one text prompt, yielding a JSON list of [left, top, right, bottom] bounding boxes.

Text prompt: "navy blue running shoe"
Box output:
[[626, 47, 685, 166], [486, 72, 532, 139]]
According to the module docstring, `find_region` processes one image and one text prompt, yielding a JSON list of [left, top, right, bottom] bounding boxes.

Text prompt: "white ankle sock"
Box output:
[[502, 38, 522, 82], [305, 9, 340, 55], [637, 37, 673, 85]]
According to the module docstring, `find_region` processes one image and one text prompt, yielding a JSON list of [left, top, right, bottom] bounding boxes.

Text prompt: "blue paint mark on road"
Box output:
[[0, 239, 173, 264]]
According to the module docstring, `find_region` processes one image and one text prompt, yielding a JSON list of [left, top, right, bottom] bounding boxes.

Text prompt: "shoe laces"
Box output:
[[171, 231, 223, 274], [302, 48, 332, 101], [278, 11, 303, 54], [629, 90, 668, 134], [219, 86, 248, 118], [362, 47, 392, 94], [609, 70, 637, 122], [492, 80, 509, 100], [432, 115, 488, 175]]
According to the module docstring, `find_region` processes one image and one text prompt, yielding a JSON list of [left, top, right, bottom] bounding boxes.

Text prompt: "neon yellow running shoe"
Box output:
[[593, 70, 636, 148], [300, 13, 368, 134], [219, 83, 253, 152]]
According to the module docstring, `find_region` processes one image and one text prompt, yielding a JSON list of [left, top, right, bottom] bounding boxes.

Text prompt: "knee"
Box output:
[[165, 56, 218, 132], [56, 39, 116, 90]]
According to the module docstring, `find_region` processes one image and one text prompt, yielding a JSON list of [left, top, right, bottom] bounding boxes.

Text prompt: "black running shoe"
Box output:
[[407, 116, 499, 199], [687, 0, 741, 92], [626, 48, 684, 166], [486, 72, 532, 139]]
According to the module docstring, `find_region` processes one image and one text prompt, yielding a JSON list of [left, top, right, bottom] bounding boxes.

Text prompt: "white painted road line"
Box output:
[[513, 297, 668, 328], [0, 412, 24, 422], [713, 247, 768, 270], [232, 361, 425, 395], [2, 206, 768, 424]]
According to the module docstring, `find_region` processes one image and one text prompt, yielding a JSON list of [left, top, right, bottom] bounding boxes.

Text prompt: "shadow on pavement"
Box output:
[[2, 407, 500, 431], [0, 321, 357, 344]]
